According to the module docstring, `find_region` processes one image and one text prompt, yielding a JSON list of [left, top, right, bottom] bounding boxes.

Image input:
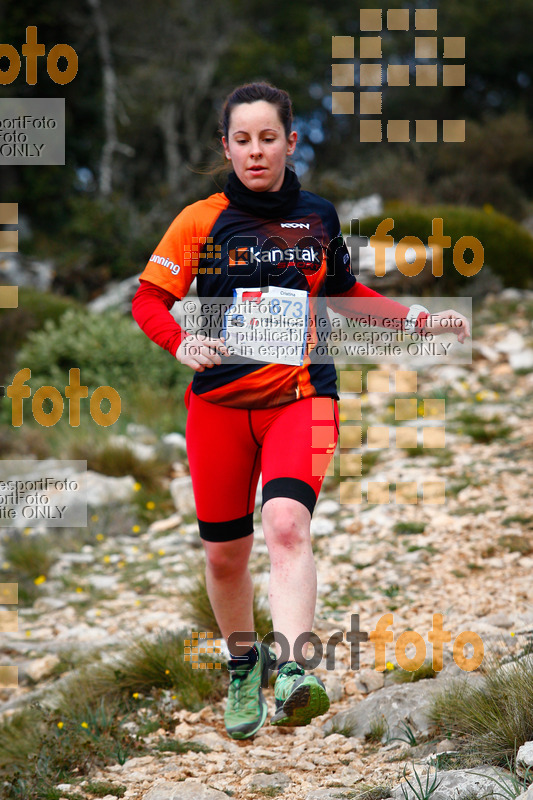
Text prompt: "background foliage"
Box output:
[[1, 0, 533, 297]]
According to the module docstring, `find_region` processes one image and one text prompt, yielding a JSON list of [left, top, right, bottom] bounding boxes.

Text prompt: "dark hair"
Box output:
[[220, 82, 293, 140]]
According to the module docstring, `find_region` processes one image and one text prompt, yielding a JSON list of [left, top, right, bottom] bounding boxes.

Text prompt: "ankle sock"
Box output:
[[228, 644, 258, 670]]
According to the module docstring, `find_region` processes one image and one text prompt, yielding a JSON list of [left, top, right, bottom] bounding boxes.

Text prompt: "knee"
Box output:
[[264, 505, 311, 555], [204, 539, 251, 579]]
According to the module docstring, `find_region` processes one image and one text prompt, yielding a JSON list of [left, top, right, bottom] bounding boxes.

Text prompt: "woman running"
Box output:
[[132, 81, 470, 740]]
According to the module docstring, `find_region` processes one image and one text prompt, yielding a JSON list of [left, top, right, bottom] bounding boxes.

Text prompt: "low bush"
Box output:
[[0, 287, 78, 385], [358, 204, 533, 292]]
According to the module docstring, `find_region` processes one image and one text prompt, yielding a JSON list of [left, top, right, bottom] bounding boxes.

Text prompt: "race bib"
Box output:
[[223, 286, 309, 366]]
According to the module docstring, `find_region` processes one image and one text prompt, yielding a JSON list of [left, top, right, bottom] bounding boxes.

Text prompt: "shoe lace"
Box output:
[[279, 662, 304, 679], [228, 668, 251, 710]]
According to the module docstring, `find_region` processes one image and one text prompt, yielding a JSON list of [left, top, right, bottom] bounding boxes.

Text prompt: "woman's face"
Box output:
[[222, 100, 297, 192]]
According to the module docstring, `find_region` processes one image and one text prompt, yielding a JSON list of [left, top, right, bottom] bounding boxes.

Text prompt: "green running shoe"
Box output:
[[224, 642, 276, 740], [270, 661, 330, 726]]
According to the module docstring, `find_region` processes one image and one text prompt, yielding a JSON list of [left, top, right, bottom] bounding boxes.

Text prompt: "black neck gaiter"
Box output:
[[223, 166, 301, 219]]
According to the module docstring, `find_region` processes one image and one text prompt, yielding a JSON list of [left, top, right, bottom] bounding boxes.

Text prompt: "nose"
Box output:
[[250, 138, 263, 159]]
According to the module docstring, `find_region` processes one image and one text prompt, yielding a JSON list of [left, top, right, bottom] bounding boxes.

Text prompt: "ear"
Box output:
[[222, 136, 231, 160], [287, 130, 298, 155]]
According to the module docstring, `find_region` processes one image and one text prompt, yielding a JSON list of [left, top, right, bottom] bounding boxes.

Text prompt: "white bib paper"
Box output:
[[223, 286, 309, 366]]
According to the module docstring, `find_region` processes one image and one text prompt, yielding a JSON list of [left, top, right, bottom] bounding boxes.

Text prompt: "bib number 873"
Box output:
[[269, 298, 304, 318]]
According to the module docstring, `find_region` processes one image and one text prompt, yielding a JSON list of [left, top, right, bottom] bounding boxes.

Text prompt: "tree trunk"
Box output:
[[87, 0, 120, 197]]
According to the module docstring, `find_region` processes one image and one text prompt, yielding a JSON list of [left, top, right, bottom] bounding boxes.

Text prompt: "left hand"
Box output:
[[423, 310, 471, 344]]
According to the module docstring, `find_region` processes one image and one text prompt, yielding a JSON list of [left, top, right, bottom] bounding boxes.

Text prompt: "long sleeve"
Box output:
[[132, 279, 189, 357], [327, 281, 429, 332], [323, 205, 428, 332]]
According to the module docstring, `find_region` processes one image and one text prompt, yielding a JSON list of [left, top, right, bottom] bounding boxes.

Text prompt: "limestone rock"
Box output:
[[246, 771, 291, 790], [354, 668, 385, 694], [517, 741, 533, 770], [23, 654, 60, 682], [390, 765, 515, 800], [169, 476, 196, 515], [142, 779, 229, 799], [323, 681, 441, 741]]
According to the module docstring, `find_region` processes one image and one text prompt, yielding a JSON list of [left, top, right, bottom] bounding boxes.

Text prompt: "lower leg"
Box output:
[[262, 498, 317, 663], [203, 535, 255, 651]]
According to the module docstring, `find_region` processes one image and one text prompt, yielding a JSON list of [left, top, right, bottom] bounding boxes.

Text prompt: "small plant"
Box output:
[[430, 651, 533, 765], [381, 583, 401, 599], [387, 719, 418, 747], [325, 719, 356, 738], [399, 763, 441, 800], [497, 534, 533, 556], [394, 522, 426, 535], [391, 661, 437, 684], [85, 782, 127, 797], [367, 714, 389, 743]]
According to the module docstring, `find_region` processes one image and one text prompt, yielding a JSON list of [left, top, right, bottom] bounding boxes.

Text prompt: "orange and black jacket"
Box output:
[[132, 188, 421, 408]]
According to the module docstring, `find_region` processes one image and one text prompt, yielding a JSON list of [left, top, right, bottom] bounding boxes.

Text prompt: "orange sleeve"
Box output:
[[138, 193, 229, 297]]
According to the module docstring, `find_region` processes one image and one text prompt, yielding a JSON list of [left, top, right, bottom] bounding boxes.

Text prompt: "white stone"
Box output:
[[147, 514, 183, 534], [87, 574, 119, 591], [311, 517, 336, 536], [354, 667, 385, 694], [87, 274, 141, 313], [315, 499, 341, 515], [24, 654, 60, 682], [169, 476, 196, 515], [494, 330, 525, 354], [108, 435, 156, 461], [337, 194, 383, 227], [510, 349, 533, 370], [161, 432, 187, 451], [517, 741, 533, 769], [322, 674, 343, 703], [84, 472, 136, 506]]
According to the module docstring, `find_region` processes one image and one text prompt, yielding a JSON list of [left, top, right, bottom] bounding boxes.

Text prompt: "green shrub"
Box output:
[[14, 307, 189, 398], [0, 287, 78, 384], [430, 653, 533, 766], [357, 204, 533, 291]]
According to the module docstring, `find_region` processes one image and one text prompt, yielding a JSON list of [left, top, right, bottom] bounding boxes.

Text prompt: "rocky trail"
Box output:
[[1, 289, 533, 800]]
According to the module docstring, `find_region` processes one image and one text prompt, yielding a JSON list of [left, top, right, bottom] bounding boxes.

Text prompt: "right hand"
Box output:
[[176, 334, 229, 372]]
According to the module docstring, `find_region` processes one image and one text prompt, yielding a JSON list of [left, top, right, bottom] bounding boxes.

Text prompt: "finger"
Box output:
[[206, 337, 230, 356], [194, 351, 217, 367]]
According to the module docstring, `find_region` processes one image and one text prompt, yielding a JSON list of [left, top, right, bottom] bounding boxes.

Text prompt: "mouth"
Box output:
[[248, 166, 266, 173]]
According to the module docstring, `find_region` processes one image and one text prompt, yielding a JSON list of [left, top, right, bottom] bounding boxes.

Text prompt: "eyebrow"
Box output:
[[232, 128, 279, 135]]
